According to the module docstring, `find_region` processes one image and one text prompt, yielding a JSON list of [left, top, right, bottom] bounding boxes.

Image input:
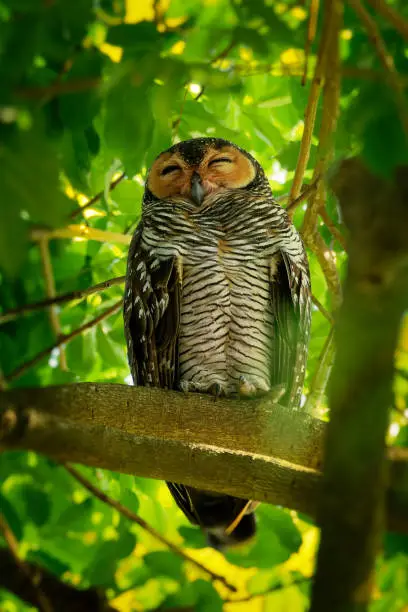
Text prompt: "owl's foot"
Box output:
[[180, 380, 228, 397], [238, 377, 286, 401], [238, 375, 270, 398]]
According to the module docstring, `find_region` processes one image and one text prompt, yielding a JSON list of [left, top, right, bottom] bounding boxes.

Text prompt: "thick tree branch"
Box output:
[[310, 161, 408, 611], [0, 515, 53, 612], [0, 547, 116, 612], [1, 383, 408, 534]]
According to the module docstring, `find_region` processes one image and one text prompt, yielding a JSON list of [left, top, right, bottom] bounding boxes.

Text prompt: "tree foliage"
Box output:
[[0, 0, 408, 610]]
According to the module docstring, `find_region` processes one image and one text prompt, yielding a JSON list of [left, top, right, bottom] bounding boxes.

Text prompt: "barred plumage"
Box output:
[[124, 138, 311, 548]]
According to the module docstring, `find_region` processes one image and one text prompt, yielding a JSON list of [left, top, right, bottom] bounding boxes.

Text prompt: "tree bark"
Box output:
[[311, 160, 408, 611], [0, 547, 116, 612], [1, 382, 408, 532]]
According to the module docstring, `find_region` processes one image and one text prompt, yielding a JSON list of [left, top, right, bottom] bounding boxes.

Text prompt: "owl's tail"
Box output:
[[205, 513, 256, 549], [167, 483, 257, 550]]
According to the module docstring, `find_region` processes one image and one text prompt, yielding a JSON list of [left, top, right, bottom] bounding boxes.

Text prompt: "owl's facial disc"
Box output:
[[147, 145, 256, 204]]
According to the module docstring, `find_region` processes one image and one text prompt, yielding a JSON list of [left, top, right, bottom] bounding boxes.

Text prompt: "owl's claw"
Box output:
[[179, 380, 227, 397], [238, 375, 269, 398]]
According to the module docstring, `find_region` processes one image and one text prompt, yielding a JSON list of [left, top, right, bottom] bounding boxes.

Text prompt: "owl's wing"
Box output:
[[124, 223, 181, 389], [270, 248, 311, 409]]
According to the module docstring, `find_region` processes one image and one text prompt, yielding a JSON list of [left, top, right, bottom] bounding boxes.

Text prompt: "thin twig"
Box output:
[[0, 276, 125, 325], [301, 0, 342, 241], [225, 574, 311, 603], [31, 225, 131, 246], [312, 294, 334, 324], [70, 173, 126, 220], [306, 230, 342, 308], [16, 77, 102, 99], [5, 300, 122, 384], [365, 0, 408, 42], [237, 64, 408, 84], [347, 0, 408, 137], [63, 464, 237, 593], [0, 513, 53, 612], [288, 0, 338, 212], [303, 0, 320, 85], [285, 177, 320, 215], [38, 238, 67, 371], [304, 326, 335, 414], [319, 207, 347, 251], [172, 86, 189, 135], [0, 366, 8, 391]]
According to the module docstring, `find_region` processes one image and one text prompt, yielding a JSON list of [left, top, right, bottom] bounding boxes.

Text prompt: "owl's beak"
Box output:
[[191, 171, 205, 206]]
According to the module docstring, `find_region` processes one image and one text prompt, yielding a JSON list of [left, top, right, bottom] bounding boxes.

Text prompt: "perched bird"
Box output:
[[124, 137, 311, 548]]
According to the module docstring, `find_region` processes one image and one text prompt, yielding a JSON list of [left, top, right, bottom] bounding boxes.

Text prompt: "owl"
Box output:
[[124, 137, 311, 548]]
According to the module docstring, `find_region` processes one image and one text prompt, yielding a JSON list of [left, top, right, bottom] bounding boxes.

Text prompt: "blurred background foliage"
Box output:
[[0, 0, 408, 610]]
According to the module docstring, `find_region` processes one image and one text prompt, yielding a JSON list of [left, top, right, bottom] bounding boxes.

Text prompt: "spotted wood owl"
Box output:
[[124, 137, 311, 548]]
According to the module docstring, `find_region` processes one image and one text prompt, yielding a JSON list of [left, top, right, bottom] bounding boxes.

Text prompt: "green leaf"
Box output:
[[113, 179, 144, 216], [26, 550, 70, 577], [96, 325, 127, 368], [106, 22, 162, 53], [0, 124, 72, 275], [22, 485, 51, 527], [226, 506, 302, 568], [144, 551, 184, 580], [0, 492, 23, 541], [85, 528, 136, 587], [59, 50, 104, 130], [65, 327, 97, 375], [104, 72, 154, 175], [178, 525, 207, 549], [234, 26, 269, 56]]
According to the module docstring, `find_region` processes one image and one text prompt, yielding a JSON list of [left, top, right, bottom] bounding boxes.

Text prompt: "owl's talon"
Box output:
[[238, 375, 270, 398], [209, 382, 225, 400], [179, 380, 227, 397]]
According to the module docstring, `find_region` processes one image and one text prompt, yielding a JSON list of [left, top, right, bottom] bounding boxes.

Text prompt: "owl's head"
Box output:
[[145, 137, 271, 206]]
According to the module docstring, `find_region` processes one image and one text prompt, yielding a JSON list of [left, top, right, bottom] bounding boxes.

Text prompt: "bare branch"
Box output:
[[64, 464, 237, 593], [69, 173, 126, 220], [0, 547, 116, 612], [0, 276, 125, 325], [304, 326, 335, 413], [0, 514, 53, 612], [303, 0, 320, 85], [288, 0, 339, 210], [301, 0, 342, 241], [226, 574, 311, 603], [348, 0, 408, 137], [319, 207, 347, 252], [16, 77, 102, 99], [31, 225, 131, 246], [284, 177, 319, 216], [4, 300, 122, 384], [311, 294, 334, 324], [38, 238, 67, 371], [305, 229, 342, 308], [366, 0, 408, 43]]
